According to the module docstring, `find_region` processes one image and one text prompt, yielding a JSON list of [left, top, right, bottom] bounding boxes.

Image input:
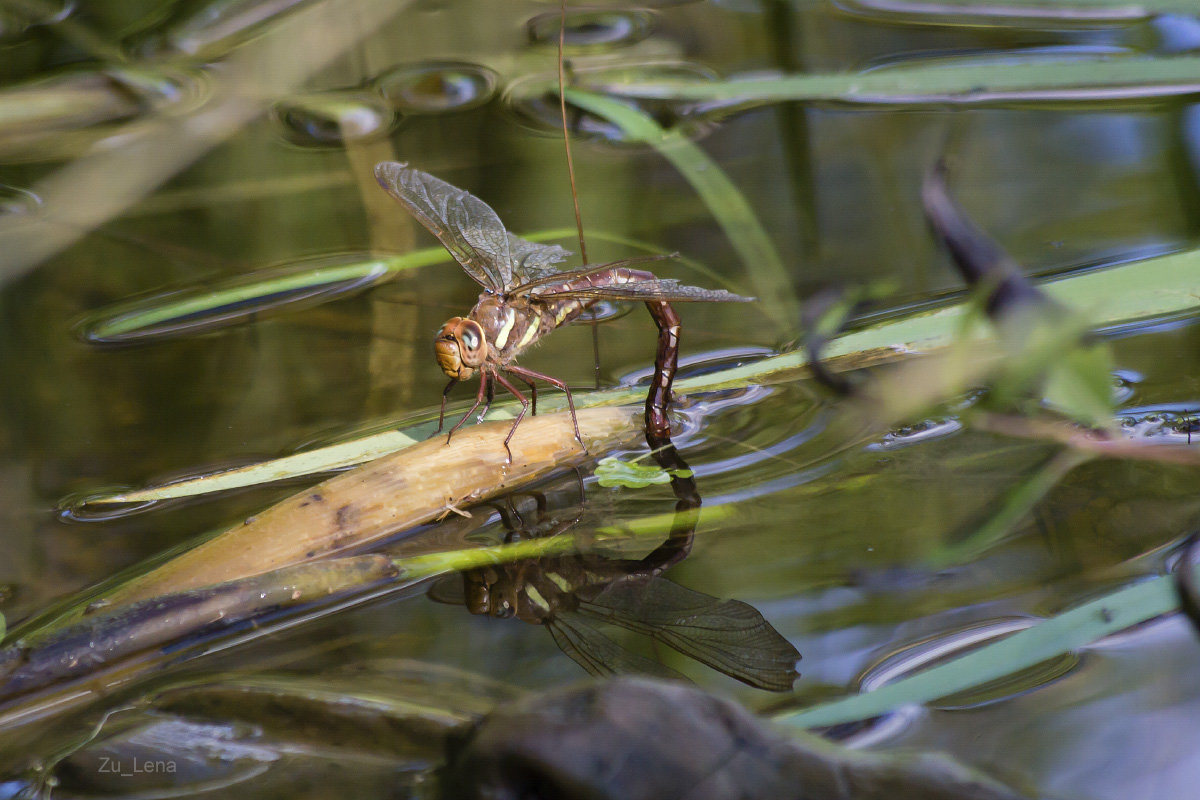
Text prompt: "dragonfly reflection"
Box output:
[[428, 448, 799, 691]]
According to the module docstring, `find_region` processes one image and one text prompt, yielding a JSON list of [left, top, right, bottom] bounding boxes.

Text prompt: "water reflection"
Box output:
[[17, 661, 517, 799], [0, 185, 40, 216], [373, 60, 498, 114], [503, 61, 719, 143], [140, 0, 320, 59], [271, 90, 397, 146], [0, 0, 71, 43], [428, 448, 801, 691], [0, 66, 209, 162], [525, 8, 656, 50], [1119, 402, 1200, 445]]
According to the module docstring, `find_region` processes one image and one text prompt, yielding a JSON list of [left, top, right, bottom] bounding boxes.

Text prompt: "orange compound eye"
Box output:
[[433, 317, 486, 379], [454, 319, 487, 367]]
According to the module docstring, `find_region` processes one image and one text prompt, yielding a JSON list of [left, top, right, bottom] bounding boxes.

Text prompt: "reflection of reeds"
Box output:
[[565, 87, 798, 334], [0, 0, 411, 286]]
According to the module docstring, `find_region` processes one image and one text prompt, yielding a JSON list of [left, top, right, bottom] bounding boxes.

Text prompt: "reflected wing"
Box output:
[[538, 277, 755, 304], [427, 576, 466, 605], [579, 578, 800, 691], [507, 233, 573, 283], [546, 612, 687, 681], [375, 161, 513, 291]]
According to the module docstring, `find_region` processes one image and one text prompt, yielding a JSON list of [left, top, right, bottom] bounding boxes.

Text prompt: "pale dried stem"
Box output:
[[104, 407, 641, 607]]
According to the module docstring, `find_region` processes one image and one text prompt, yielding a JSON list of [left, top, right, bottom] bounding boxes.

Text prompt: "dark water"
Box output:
[[3, 0, 1200, 797]]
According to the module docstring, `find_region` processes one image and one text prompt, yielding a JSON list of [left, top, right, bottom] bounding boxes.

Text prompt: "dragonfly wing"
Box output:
[[375, 161, 513, 291], [547, 612, 687, 681], [507, 233, 573, 283], [514, 254, 676, 295], [579, 578, 800, 691], [426, 575, 466, 605], [539, 277, 755, 304]]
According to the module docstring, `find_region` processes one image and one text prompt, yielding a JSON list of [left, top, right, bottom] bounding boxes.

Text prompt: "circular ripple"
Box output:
[[857, 617, 1080, 712], [272, 91, 397, 147], [0, 184, 41, 216], [503, 61, 719, 144], [1118, 402, 1200, 445], [868, 417, 963, 451], [0, 0, 71, 42], [57, 488, 162, 522], [526, 8, 655, 50], [374, 60, 498, 114]]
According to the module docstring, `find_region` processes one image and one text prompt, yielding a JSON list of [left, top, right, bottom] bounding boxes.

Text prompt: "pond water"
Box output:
[[3, 0, 1200, 798]]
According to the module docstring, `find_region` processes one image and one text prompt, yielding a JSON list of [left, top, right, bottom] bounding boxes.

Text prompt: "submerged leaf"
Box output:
[[594, 456, 691, 488]]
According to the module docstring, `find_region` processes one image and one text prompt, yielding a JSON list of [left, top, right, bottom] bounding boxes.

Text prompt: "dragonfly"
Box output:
[[374, 161, 754, 457], [426, 481, 799, 691]]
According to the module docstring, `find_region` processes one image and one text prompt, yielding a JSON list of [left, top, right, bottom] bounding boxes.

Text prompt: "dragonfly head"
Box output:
[[435, 317, 488, 380]]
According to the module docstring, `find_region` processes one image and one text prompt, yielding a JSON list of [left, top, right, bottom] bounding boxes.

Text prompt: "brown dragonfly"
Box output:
[[374, 161, 753, 457], [427, 466, 799, 691]]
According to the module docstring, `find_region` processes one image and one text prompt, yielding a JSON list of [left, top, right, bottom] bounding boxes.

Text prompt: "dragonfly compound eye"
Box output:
[[434, 317, 477, 379], [456, 320, 487, 366]]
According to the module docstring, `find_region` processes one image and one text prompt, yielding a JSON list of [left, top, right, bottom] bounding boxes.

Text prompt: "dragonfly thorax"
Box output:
[[434, 316, 488, 380]]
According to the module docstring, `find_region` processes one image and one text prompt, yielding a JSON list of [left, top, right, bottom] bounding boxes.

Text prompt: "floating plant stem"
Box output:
[[80, 230, 700, 343], [562, 88, 796, 333], [590, 53, 1200, 107], [777, 563, 1199, 730], [98, 407, 642, 608], [838, 0, 1200, 17], [81, 254, 406, 342], [0, 556, 401, 702], [0, 522, 673, 720], [394, 533, 579, 581]]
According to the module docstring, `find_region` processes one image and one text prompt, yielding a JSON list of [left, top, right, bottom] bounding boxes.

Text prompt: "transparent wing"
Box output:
[[375, 161, 513, 291], [426, 576, 466, 606], [578, 578, 800, 691], [546, 612, 688, 681], [540, 277, 756, 304], [513, 254, 676, 295], [507, 233, 573, 284]]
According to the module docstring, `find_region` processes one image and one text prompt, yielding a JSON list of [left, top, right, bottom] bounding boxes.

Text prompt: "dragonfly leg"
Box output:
[[643, 300, 680, 448], [437, 378, 459, 433], [492, 370, 530, 463], [507, 364, 583, 450], [478, 378, 496, 422], [511, 372, 538, 416], [447, 371, 489, 444]]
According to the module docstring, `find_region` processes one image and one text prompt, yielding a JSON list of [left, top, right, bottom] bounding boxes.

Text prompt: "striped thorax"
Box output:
[[433, 268, 657, 380]]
